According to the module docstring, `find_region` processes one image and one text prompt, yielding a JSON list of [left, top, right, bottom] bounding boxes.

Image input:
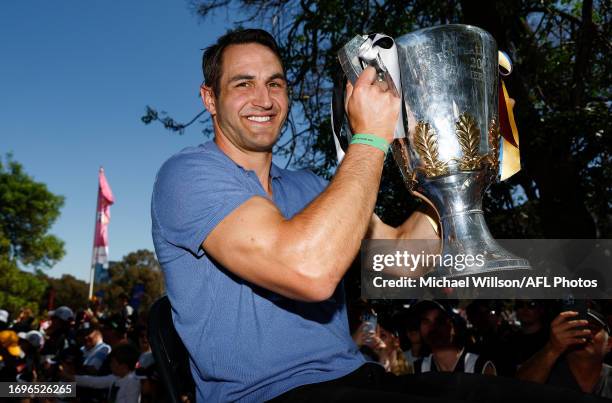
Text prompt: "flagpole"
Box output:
[[88, 167, 102, 300]]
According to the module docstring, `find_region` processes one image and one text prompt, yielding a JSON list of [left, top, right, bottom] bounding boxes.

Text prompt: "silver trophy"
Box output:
[[333, 25, 530, 277]]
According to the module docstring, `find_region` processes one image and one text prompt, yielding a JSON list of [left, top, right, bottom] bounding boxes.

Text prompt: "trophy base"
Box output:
[[417, 171, 531, 279], [436, 255, 531, 279]]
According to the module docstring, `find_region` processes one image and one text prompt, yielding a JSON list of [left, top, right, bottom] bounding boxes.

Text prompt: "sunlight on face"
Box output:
[[212, 43, 289, 153]]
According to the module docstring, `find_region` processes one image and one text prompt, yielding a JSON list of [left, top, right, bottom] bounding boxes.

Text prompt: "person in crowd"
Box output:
[[101, 314, 129, 347], [11, 308, 34, 333], [40, 306, 76, 358], [516, 305, 612, 398], [466, 300, 515, 376], [63, 342, 141, 403], [414, 300, 496, 375], [0, 330, 23, 381], [377, 313, 412, 375], [134, 326, 161, 403], [506, 299, 551, 372], [350, 305, 411, 374], [119, 293, 136, 327], [0, 309, 9, 331], [16, 330, 44, 382], [350, 301, 385, 362], [395, 306, 426, 366], [80, 322, 112, 374], [134, 325, 152, 370]]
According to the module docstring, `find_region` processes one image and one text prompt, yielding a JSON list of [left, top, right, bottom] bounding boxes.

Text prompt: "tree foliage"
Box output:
[[99, 250, 165, 313], [144, 0, 611, 238], [0, 155, 65, 267], [0, 156, 65, 317], [38, 273, 90, 313], [0, 258, 48, 317]]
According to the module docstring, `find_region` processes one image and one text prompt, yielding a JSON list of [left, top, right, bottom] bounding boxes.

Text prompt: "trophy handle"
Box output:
[[330, 72, 350, 163], [332, 33, 407, 164], [331, 35, 367, 164], [357, 34, 401, 98]]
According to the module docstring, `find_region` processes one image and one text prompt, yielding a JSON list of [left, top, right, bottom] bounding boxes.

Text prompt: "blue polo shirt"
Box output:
[[151, 141, 364, 402]]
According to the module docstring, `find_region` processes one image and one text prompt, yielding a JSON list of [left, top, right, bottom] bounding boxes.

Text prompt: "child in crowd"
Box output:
[[63, 342, 140, 403]]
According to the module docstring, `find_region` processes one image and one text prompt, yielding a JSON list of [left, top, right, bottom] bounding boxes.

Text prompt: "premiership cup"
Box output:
[[334, 25, 530, 278]]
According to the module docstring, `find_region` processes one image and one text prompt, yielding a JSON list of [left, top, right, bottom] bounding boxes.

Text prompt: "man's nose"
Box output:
[[252, 84, 273, 109]]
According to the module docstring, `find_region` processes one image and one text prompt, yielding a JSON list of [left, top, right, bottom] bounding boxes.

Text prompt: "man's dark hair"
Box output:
[[78, 322, 101, 336], [109, 343, 140, 370], [202, 29, 284, 96]]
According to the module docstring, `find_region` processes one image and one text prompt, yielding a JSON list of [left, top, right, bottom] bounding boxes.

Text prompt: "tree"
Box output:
[[0, 156, 65, 317], [143, 0, 611, 238], [0, 155, 65, 267], [0, 258, 47, 317], [99, 250, 165, 314], [38, 273, 90, 313]]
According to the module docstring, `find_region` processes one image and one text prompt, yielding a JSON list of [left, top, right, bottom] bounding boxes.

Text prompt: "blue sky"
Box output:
[[0, 2, 245, 280]]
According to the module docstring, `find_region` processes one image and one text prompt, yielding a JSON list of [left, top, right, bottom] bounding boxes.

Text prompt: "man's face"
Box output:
[[515, 300, 543, 326], [110, 357, 127, 377], [406, 329, 421, 345], [84, 330, 100, 350], [203, 43, 289, 152], [420, 308, 454, 349]]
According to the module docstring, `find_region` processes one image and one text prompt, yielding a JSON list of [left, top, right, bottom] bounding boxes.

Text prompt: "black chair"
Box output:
[[148, 295, 195, 403]]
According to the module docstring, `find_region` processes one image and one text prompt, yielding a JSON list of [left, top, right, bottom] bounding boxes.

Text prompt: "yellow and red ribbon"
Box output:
[[498, 51, 521, 181]]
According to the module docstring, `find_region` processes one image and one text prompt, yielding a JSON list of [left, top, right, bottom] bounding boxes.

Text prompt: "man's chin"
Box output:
[[567, 344, 595, 356], [251, 143, 275, 152], [245, 133, 280, 152]]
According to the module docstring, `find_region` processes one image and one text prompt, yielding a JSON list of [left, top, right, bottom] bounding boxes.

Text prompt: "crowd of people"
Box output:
[[349, 298, 612, 399], [0, 294, 160, 403], [1, 297, 611, 401]]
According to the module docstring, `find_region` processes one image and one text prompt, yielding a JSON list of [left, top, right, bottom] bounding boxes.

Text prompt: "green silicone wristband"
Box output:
[[350, 134, 389, 154]]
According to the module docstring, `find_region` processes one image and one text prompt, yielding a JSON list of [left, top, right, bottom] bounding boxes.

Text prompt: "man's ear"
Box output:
[[200, 85, 217, 115], [606, 333, 612, 353]]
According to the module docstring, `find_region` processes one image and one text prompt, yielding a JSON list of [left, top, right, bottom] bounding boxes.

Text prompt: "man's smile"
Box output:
[[246, 115, 272, 122]]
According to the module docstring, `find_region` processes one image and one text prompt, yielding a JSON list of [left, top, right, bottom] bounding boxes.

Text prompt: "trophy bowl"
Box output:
[[392, 24, 530, 277]]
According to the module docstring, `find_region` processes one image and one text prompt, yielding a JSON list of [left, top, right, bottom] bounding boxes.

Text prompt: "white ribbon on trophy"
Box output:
[[331, 34, 404, 164]]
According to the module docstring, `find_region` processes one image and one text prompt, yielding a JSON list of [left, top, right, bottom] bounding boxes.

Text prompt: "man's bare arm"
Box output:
[[515, 344, 563, 384], [203, 67, 400, 302], [366, 211, 439, 240], [516, 311, 590, 383]]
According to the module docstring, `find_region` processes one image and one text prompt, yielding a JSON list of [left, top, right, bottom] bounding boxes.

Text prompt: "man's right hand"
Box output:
[[345, 66, 401, 144], [546, 311, 591, 356], [516, 310, 591, 383]]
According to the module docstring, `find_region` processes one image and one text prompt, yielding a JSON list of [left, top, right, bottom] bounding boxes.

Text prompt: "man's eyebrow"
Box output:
[[228, 74, 255, 83], [227, 73, 286, 83], [268, 73, 286, 81]]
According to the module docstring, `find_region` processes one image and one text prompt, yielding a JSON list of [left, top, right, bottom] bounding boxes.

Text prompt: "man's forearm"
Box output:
[[281, 144, 384, 285], [396, 210, 439, 240], [515, 343, 561, 384]]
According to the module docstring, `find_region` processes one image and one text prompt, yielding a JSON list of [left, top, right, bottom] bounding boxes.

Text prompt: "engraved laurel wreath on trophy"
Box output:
[[332, 25, 530, 278]]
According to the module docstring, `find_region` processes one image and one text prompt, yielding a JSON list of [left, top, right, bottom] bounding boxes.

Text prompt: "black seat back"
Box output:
[[148, 295, 195, 403]]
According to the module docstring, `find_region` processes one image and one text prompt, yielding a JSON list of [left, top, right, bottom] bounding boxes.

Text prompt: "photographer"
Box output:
[[516, 305, 612, 398]]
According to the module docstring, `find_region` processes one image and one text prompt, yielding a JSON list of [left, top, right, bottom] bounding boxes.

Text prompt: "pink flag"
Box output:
[[92, 167, 114, 268]]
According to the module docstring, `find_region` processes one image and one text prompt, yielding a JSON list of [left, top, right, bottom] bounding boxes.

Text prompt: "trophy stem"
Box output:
[[419, 170, 530, 278]]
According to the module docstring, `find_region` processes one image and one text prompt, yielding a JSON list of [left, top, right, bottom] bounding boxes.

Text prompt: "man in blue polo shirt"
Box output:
[[152, 29, 439, 402]]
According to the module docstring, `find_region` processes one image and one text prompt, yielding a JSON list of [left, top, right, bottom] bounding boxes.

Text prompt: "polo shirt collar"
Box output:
[[206, 140, 282, 179]]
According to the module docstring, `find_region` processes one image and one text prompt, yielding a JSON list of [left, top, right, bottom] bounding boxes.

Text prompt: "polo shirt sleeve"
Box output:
[[300, 169, 329, 194], [88, 346, 110, 370], [152, 152, 256, 257]]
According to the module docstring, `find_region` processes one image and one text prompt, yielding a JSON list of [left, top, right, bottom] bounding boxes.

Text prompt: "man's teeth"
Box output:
[[247, 116, 271, 122]]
